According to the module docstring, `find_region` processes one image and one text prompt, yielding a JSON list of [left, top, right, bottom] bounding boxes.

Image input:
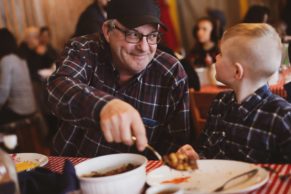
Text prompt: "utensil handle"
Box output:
[[131, 136, 162, 161], [213, 168, 258, 192], [227, 168, 258, 184]]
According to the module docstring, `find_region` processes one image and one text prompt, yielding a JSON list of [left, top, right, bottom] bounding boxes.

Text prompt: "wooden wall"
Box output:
[[0, 0, 92, 51], [41, 0, 92, 51]]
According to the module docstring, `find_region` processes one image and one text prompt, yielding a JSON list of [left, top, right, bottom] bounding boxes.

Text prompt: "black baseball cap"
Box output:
[[107, 0, 167, 30]]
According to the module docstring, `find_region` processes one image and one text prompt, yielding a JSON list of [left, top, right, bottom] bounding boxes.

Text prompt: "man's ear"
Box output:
[[234, 62, 244, 80], [102, 21, 113, 42]]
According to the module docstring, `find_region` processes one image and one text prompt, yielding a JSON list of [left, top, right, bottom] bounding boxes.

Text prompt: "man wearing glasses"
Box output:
[[47, 0, 190, 158]]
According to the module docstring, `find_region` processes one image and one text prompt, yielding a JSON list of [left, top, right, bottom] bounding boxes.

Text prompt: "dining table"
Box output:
[[46, 156, 291, 194]]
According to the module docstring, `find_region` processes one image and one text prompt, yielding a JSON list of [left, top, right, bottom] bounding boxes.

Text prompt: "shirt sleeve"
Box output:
[[47, 39, 115, 129], [0, 57, 12, 108]]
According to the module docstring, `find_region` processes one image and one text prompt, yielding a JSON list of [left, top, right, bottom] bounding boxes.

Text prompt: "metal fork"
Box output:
[[213, 169, 258, 192], [131, 136, 162, 161]]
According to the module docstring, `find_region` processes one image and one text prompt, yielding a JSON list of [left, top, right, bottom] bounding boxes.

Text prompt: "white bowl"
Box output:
[[75, 153, 147, 194]]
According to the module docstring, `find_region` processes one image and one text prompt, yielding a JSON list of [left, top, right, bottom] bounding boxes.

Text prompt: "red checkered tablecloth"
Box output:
[[46, 156, 291, 194]]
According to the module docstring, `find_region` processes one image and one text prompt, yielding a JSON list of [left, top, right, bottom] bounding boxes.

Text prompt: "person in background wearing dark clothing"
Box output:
[[207, 8, 226, 40], [282, 0, 291, 35], [180, 58, 200, 91], [284, 42, 291, 102], [74, 0, 110, 37], [243, 5, 270, 23], [18, 27, 42, 81], [37, 26, 58, 69], [18, 27, 53, 143], [38, 26, 59, 142], [187, 17, 219, 68], [0, 28, 36, 124], [19, 26, 57, 80]]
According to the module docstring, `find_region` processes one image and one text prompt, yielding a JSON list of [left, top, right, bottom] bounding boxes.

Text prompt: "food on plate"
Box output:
[[15, 161, 39, 172], [82, 163, 139, 177], [161, 176, 191, 184], [163, 153, 198, 171]]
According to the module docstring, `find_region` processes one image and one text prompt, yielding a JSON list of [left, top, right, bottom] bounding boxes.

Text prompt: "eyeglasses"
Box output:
[[113, 25, 161, 45]]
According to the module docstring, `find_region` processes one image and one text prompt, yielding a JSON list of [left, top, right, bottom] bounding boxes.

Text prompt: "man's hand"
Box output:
[[177, 144, 200, 160], [100, 99, 148, 151]]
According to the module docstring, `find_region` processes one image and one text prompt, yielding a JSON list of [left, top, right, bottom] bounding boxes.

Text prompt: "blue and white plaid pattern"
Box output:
[[198, 85, 291, 163]]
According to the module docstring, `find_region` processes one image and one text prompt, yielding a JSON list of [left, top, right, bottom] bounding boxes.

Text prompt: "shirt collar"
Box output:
[[229, 85, 272, 119]]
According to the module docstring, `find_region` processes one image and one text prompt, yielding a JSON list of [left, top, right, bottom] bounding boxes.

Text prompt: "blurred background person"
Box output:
[[38, 26, 59, 142], [0, 28, 36, 125], [74, 0, 110, 37], [273, 20, 291, 43], [18, 27, 53, 140], [187, 17, 219, 68], [284, 42, 291, 103], [37, 26, 58, 69], [207, 8, 226, 40], [19, 26, 57, 81], [18, 27, 42, 81], [282, 0, 291, 36], [243, 5, 270, 23]]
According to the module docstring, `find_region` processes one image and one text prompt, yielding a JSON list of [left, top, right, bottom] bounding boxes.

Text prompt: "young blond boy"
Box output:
[[180, 23, 291, 163]]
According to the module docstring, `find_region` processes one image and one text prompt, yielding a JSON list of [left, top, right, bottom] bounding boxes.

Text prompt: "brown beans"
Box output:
[[163, 153, 198, 171]]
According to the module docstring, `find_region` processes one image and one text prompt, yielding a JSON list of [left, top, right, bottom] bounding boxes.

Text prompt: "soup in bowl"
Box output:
[[75, 153, 147, 194]]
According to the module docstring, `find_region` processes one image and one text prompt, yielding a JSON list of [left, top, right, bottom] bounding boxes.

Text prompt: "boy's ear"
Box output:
[[234, 62, 244, 80]]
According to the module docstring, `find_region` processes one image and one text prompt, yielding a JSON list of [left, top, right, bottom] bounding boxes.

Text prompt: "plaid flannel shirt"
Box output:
[[47, 33, 190, 158], [198, 85, 291, 163]]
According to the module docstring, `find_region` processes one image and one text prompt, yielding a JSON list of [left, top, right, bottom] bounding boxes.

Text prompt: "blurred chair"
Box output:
[[189, 88, 217, 138], [0, 112, 50, 154]]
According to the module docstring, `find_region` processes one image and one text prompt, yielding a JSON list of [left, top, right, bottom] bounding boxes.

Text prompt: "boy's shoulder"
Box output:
[[213, 90, 234, 105], [208, 90, 234, 113], [210, 90, 291, 116], [262, 93, 291, 115]]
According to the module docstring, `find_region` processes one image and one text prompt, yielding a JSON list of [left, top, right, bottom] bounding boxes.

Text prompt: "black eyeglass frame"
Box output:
[[113, 24, 162, 45]]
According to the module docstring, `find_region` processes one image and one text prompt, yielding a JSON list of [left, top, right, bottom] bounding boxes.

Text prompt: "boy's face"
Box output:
[[215, 39, 236, 85]]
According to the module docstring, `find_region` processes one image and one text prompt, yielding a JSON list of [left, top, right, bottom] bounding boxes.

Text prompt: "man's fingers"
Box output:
[[101, 120, 113, 142], [131, 113, 147, 151], [110, 116, 121, 143], [119, 115, 132, 145], [100, 99, 147, 149]]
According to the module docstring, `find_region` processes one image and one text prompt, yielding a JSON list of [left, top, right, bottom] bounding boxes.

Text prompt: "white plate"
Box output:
[[147, 160, 269, 194], [11, 153, 49, 172]]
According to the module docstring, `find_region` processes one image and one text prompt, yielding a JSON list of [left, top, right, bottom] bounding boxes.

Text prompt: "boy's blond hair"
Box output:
[[222, 23, 282, 79]]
